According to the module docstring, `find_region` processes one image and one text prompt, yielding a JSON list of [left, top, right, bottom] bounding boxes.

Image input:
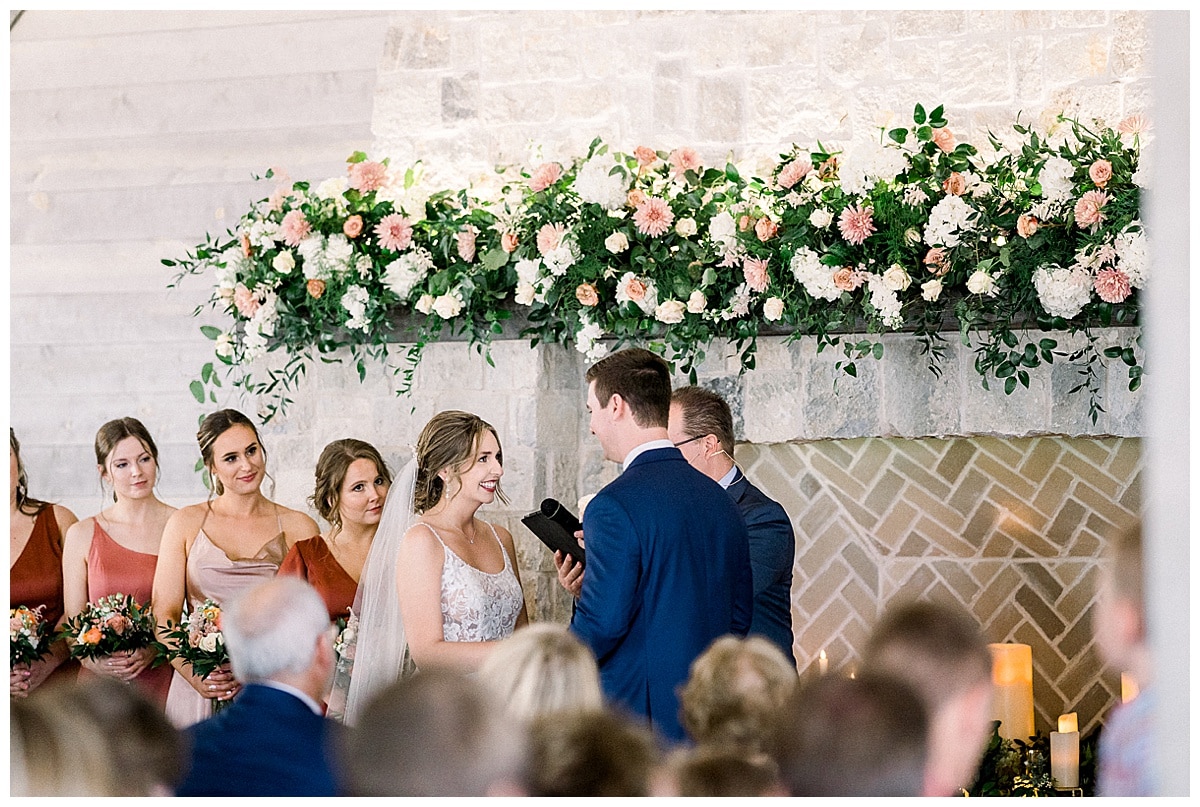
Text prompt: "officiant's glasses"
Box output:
[[673, 435, 703, 448]]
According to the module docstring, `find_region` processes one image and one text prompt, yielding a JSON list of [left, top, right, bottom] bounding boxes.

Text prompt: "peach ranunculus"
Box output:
[[743, 257, 770, 293], [625, 276, 648, 302], [1089, 159, 1113, 188], [1016, 214, 1039, 239], [755, 217, 779, 242], [501, 232, 519, 253], [832, 266, 865, 292], [374, 214, 414, 252], [239, 231, 253, 258], [280, 210, 311, 247], [633, 197, 674, 238], [923, 247, 950, 277], [942, 172, 967, 196], [81, 626, 103, 645], [1074, 190, 1110, 230], [931, 127, 956, 153], [626, 188, 647, 209], [529, 162, 563, 193], [456, 226, 478, 263], [838, 204, 876, 246], [348, 160, 388, 193], [668, 146, 702, 177], [306, 278, 327, 299], [343, 215, 364, 239], [777, 159, 812, 189], [1094, 267, 1132, 303], [575, 283, 600, 307], [233, 284, 260, 318], [634, 146, 658, 171], [537, 222, 567, 255]]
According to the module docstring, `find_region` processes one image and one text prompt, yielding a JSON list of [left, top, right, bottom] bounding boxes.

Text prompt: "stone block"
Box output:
[[820, 21, 888, 87], [742, 12, 817, 68], [941, 39, 1014, 107], [892, 10, 967, 40], [742, 371, 805, 444], [879, 333, 961, 438], [382, 21, 452, 71], [373, 73, 444, 134], [441, 72, 479, 122], [800, 349, 882, 440]]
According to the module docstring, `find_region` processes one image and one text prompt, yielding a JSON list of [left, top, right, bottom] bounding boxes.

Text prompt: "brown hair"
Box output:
[[309, 439, 392, 529], [94, 418, 160, 502], [10, 428, 51, 516], [196, 409, 267, 496], [524, 708, 661, 796], [585, 348, 671, 429], [671, 386, 735, 456], [413, 411, 506, 514], [669, 746, 781, 797]]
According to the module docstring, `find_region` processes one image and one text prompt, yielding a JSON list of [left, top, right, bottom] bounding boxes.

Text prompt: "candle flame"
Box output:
[[1058, 712, 1078, 734], [819, 649, 827, 661]]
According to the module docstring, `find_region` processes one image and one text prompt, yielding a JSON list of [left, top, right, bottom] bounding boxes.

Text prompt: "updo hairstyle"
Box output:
[[94, 417, 160, 501], [196, 409, 267, 496], [309, 438, 392, 530]]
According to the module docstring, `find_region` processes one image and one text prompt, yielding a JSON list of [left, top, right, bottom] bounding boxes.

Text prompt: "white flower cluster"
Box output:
[[299, 233, 354, 280], [245, 218, 280, 250], [341, 285, 370, 331], [864, 274, 903, 328], [242, 289, 280, 362], [715, 283, 752, 321], [543, 243, 578, 277], [383, 248, 435, 300], [1029, 198, 1066, 222], [431, 290, 464, 319], [707, 211, 738, 255], [514, 258, 554, 305], [1033, 263, 1093, 319], [654, 299, 686, 324], [1038, 156, 1076, 204], [790, 247, 840, 302], [214, 247, 248, 298], [902, 185, 930, 207], [838, 139, 910, 197], [575, 315, 609, 362], [615, 272, 659, 315], [573, 155, 630, 210], [923, 194, 975, 247], [1114, 223, 1148, 288]]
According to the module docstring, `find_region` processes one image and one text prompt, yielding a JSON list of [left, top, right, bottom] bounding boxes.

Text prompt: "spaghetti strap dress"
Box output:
[[163, 513, 289, 729], [421, 521, 523, 642], [79, 520, 173, 707], [10, 506, 78, 686]]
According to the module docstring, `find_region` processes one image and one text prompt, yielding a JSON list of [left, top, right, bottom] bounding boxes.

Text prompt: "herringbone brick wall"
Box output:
[[740, 435, 1141, 736]]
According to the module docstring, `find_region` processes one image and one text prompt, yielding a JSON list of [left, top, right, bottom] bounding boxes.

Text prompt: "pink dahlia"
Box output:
[[1074, 190, 1110, 230], [233, 284, 260, 318], [1094, 267, 1132, 303], [529, 162, 563, 193], [1117, 113, 1151, 136], [537, 222, 566, 255], [375, 213, 414, 252], [838, 204, 876, 245], [669, 146, 702, 177], [633, 197, 675, 238], [777, 159, 812, 189], [280, 210, 311, 247], [743, 257, 770, 293], [348, 160, 388, 193]]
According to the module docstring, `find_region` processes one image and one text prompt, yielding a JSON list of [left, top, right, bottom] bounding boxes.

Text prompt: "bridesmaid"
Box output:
[[151, 409, 318, 728], [9, 428, 79, 697], [61, 418, 176, 708], [278, 438, 391, 622]]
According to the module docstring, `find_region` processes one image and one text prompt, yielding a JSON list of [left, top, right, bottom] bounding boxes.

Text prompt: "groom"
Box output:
[[561, 347, 752, 743]]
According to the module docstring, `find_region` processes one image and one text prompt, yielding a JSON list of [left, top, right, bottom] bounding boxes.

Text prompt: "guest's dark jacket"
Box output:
[[727, 467, 796, 664], [177, 682, 342, 797]]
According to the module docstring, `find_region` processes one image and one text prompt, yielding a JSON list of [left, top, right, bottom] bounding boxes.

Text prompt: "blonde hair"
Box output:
[[680, 636, 799, 754], [479, 624, 603, 722], [413, 410, 506, 513]]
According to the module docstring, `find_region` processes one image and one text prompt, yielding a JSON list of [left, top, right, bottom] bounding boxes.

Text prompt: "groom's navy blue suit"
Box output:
[[572, 445, 753, 743]]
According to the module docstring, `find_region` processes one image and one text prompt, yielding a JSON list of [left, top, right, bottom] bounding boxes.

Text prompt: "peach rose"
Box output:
[[738, 215, 755, 233], [923, 247, 950, 277], [575, 283, 600, 307], [931, 127, 956, 153], [625, 276, 648, 302], [817, 155, 839, 181], [626, 188, 647, 209], [1089, 159, 1113, 188], [501, 232, 519, 253], [343, 215, 364, 239], [1016, 214, 1039, 239], [82, 626, 102, 645], [307, 278, 326, 299], [832, 266, 863, 292], [942, 172, 967, 196], [634, 146, 657, 170], [755, 217, 779, 242]]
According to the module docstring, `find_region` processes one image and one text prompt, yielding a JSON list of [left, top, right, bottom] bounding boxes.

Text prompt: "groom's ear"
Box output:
[[608, 392, 628, 419]]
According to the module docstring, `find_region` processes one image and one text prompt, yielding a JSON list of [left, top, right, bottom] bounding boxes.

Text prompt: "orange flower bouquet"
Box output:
[[58, 593, 164, 663], [10, 605, 52, 667]]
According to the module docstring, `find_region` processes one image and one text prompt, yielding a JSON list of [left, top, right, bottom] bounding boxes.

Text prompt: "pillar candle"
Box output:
[[988, 643, 1035, 741], [1051, 717, 1080, 789]]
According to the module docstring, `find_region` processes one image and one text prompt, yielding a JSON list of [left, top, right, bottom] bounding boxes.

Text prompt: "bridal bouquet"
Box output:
[[58, 593, 164, 663], [10, 605, 52, 667], [163, 598, 228, 680]]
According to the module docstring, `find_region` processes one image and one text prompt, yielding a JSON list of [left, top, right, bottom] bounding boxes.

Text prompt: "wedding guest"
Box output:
[[524, 707, 662, 796], [555, 348, 752, 743], [1095, 522, 1155, 796], [679, 635, 798, 755], [177, 577, 343, 797], [279, 438, 391, 622], [341, 410, 527, 725], [61, 417, 176, 707], [152, 408, 318, 728], [11, 684, 118, 795], [860, 598, 994, 796], [660, 745, 784, 796], [346, 667, 526, 796], [770, 671, 930, 796], [478, 623, 605, 724], [669, 385, 796, 663], [10, 428, 79, 697]]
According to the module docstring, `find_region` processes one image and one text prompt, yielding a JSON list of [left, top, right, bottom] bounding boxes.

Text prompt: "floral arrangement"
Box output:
[[58, 593, 163, 663], [969, 723, 1099, 797], [168, 104, 1146, 422], [10, 605, 52, 667], [333, 610, 357, 668], [162, 598, 228, 681]]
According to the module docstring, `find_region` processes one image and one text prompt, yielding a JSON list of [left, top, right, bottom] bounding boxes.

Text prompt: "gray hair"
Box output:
[[223, 577, 331, 683]]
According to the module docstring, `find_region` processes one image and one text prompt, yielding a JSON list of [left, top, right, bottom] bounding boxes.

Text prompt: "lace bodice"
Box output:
[[421, 522, 523, 642]]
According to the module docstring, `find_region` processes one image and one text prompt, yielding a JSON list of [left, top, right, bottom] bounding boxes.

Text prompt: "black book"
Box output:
[[521, 498, 585, 567]]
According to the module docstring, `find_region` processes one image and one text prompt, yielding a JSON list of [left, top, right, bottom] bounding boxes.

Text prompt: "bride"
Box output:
[[342, 410, 528, 724]]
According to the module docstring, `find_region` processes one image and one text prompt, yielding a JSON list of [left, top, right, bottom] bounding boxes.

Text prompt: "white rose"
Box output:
[[514, 282, 537, 306], [272, 250, 295, 276], [199, 632, 221, 653], [654, 299, 686, 324], [215, 332, 235, 359], [431, 292, 464, 319], [921, 278, 943, 302], [415, 293, 435, 315], [882, 264, 912, 292], [708, 211, 736, 249], [674, 217, 698, 238], [605, 231, 629, 254], [966, 270, 999, 297], [762, 297, 785, 322], [686, 289, 707, 314], [515, 258, 542, 286], [809, 208, 833, 229]]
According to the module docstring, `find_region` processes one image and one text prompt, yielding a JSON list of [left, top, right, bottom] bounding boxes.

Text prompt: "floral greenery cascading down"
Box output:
[[167, 104, 1147, 422]]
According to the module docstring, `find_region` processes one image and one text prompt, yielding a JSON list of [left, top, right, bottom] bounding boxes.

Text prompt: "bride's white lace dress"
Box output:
[[422, 521, 524, 642]]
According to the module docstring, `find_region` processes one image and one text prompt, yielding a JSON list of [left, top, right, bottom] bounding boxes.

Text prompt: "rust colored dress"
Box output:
[[278, 536, 358, 623], [79, 521, 173, 708], [9, 506, 78, 686]]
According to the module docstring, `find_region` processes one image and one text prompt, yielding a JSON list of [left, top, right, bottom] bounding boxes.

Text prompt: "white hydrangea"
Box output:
[[542, 244, 577, 276], [708, 211, 737, 252], [865, 274, 904, 329], [298, 234, 353, 280], [514, 282, 537, 306], [573, 155, 629, 210], [1039, 156, 1076, 203], [1114, 224, 1148, 288], [341, 285, 370, 331], [923, 194, 975, 247], [313, 176, 349, 201], [790, 247, 840, 302], [247, 218, 280, 250], [838, 139, 910, 196], [575, 316, 609, 362], [383, 248, 434, 300], [1033, 263, 1093, 319], [515, 258, 542, 286]]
